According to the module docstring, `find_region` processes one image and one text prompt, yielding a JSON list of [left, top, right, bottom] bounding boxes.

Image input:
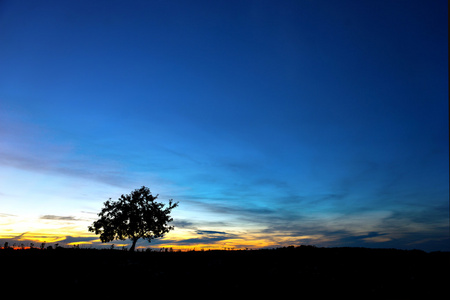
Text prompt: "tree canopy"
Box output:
[[88, 186, 178, 251]]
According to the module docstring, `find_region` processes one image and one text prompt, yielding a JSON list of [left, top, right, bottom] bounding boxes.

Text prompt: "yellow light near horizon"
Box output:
[[0, 215, 96, 244], [2, 215, 342, 250], [66, 240, 100, 246]]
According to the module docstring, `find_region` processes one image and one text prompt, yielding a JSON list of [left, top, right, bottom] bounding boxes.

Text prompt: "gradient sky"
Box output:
[[1, 0, 448, 251]]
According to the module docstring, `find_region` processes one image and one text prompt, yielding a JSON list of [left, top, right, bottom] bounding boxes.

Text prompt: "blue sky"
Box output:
[[0, 0, 448, 251]]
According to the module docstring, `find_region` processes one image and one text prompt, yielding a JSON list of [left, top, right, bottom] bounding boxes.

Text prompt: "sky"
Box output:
[[0, 0, 448, 251]]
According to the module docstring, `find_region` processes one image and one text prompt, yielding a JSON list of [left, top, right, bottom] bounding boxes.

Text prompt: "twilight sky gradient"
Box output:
[[1, 0, 448, 251]]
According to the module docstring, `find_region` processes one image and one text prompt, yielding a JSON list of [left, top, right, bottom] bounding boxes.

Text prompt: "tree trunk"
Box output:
[[129, 237, 139, 252]]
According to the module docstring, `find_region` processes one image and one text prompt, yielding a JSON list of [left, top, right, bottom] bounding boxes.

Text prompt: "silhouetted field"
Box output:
[[1, 246, 448, 297]]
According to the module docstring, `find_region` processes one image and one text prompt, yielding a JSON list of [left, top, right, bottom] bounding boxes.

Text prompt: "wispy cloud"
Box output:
[[58, 236, 99, 244], [39, 215, 82, 221], [0, 111, 139, 188], [173, 191, 449, 251], [0, 213, 17, 217], [0, 148, 129, 188], [171, 219, 196, 229], [175, 232, 237, 245]]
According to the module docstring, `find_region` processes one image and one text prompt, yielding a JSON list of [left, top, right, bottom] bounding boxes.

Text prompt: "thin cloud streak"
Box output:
[[40, 215, 84, 221], [0, 146, 130, 188]]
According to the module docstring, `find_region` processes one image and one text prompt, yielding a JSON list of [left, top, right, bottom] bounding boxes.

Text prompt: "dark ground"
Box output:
[[1, 246, 448, 297]]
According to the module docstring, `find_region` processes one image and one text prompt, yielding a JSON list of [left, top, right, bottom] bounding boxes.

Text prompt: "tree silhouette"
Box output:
[[88, 186, 178, 251]]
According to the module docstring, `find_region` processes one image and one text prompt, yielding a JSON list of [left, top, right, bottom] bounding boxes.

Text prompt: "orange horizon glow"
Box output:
[[1, 217, 332, 250], [1, 228, 308, 250], [0, 236, 317, 251]]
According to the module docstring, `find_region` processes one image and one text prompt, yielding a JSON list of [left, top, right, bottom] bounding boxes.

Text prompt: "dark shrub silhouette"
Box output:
[[88, 186, 178, 251]]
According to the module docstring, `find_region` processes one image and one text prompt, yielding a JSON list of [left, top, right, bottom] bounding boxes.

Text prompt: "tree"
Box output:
[[88, 186, 178, 251]]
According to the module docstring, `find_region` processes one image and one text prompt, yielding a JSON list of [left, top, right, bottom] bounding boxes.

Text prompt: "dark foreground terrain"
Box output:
[[1, 246, 448, 297]]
